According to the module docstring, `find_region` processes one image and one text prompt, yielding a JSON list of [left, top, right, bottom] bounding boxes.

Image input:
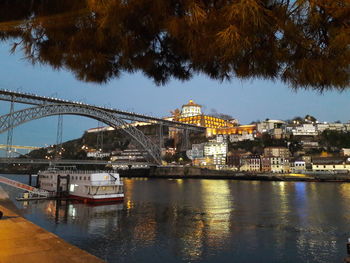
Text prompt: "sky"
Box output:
[[0, 40, 350, 152]]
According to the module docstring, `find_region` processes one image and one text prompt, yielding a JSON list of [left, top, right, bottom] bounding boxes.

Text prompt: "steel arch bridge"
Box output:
[[0, 104, 162, 164]]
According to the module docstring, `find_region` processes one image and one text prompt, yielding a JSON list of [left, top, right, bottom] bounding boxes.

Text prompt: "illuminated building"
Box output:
[[187, 139, 227, 169], [176, 100, 256, 137], [181, 100, 202, 117], [204, 140, 227, 157], [178, 114, 230, 129], [207, 125, 256, 137]]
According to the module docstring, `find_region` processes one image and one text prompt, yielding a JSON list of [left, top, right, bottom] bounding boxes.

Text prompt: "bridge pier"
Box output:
[[28, 174, 32, 186]]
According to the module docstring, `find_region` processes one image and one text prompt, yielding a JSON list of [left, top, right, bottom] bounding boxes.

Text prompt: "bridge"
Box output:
[[0, 89, 205, 165], [0, 144, 40, 150], [0, 158, 150, 167], [0, 144, 41, 157]]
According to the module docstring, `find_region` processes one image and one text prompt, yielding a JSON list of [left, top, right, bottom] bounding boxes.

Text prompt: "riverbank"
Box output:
[[0, 186, 104, 263], [120, 167, 350, 182]]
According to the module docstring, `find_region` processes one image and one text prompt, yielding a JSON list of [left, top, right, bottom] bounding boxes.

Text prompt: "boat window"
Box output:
[[88, 176, 90, 180], [80, 176, 82, 180], [84, 177, 86, 180]]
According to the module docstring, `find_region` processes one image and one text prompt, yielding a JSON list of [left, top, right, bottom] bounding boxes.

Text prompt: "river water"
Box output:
[[2, 174, 350, 262]]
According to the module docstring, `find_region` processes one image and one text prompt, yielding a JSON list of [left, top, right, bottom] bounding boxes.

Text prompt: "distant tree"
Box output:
[[250, 120, 261, 124], [170, 109, 181, 120], [0, 0, 349, 89], [320, 130, 350, 149], [291, 116, 304, 124], [304, 115, 317, 123], [288, 140, 303, 155]]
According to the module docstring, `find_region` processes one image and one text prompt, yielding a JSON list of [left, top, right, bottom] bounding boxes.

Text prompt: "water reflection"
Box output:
[[2, 175, 350, 263]]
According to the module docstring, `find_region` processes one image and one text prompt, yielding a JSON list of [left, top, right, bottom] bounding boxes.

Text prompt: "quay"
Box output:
[[120, 166, 350, 182], [0, 187, 104, 263]]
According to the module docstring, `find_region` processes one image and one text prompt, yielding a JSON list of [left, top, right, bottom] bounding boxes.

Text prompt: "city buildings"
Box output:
[[240, 155, 261, 172], [311, 157, 350, 172]]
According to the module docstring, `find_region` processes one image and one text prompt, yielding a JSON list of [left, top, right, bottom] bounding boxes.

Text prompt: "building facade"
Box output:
[[180, 100, 202, 117], [240, 155, 261, 172]]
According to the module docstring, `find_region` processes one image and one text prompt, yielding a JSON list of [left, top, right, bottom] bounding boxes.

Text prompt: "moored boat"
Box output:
[[38, 167, 124, 203]]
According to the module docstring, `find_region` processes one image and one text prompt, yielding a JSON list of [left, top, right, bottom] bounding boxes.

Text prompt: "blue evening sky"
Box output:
[[0, 41, 349, 151]]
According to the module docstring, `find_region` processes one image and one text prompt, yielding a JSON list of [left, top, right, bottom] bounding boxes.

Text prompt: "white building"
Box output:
[[270, 157, 290, 173], [292, 124, 318, 136], [181, 100, 202, 117], [186, 143, 205, 160], [229, 132, 254, 142], [87, 151, 111, 158], [256, 120, 285, 133], [312, 157, 350, 172], [291, 161, 306, 173], [204, 141, 228, 157], [341, 148, 350, 156]]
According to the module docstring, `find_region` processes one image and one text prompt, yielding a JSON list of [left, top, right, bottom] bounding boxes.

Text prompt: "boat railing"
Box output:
[[40, 170, 119, 175], [82, 180, 124, 186]]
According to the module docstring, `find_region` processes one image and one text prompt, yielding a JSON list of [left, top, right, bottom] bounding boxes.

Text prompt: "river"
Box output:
[[1, 174, 350, 262]]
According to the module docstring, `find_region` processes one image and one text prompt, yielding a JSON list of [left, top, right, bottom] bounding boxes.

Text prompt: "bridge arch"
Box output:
[[0, 104, 161, 164]]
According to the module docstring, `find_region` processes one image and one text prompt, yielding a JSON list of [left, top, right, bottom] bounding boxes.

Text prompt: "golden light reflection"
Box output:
[[176, 179, 184, 185], [179, 220, 205, 261], [133, 218, 156, 245], [200, 180, 232, 247], [339, 183, 350, 201]]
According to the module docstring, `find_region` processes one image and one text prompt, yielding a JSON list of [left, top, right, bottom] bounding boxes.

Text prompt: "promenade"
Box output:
[[0, 187, 104, 263]]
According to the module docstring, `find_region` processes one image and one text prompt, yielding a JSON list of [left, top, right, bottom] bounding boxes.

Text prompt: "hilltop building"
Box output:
[[180, 100, 202, 117], [176, 100, 256, 137]]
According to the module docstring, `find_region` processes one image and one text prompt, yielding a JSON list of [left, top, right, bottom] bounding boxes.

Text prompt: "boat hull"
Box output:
[[69, 194, 124, 203]]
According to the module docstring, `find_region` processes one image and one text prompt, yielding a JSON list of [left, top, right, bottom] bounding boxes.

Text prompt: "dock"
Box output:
[[0, 187, 104, 263]]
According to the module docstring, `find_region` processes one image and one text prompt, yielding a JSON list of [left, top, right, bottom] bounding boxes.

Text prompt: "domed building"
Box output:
[[180, 100, 202, 118]]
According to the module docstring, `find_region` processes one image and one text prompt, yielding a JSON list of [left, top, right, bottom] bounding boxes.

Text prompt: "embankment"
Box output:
[[120, 166, 350, 182], [0, 186, 104, 263]]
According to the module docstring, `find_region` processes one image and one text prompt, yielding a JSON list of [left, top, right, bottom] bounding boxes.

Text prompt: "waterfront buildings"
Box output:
[[311, 157, 350, 172], [240, 155, 261, 172], [187, 138, 228, 169], [290, 160, 307, 173]]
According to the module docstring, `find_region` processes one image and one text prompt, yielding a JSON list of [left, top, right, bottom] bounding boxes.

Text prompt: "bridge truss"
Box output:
[[0, 89, 205, 164], [0, 104, 163, 164]]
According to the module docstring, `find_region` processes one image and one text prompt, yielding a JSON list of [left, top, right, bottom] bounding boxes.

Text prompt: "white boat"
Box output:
[[38, 167, 124, 203]]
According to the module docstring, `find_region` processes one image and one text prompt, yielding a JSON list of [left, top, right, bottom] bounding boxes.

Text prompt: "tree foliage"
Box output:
[[0, 0, 349, 89], [320, 130, 350, 149]]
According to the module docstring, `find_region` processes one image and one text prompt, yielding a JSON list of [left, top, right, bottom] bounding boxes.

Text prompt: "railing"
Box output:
[[41, 169, 118, 174], [0, 175, 50, 197], [78, 180, 123, 186]]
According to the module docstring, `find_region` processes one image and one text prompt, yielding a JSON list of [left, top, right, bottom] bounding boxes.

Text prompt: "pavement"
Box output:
[[0, 186, 104, 263]]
